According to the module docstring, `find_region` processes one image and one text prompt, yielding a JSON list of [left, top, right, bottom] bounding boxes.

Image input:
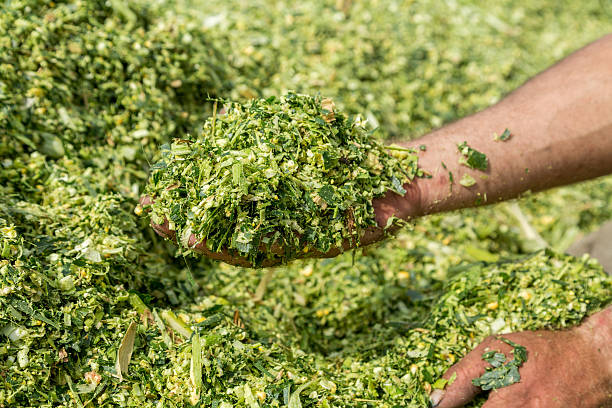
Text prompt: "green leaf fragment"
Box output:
[[494, 129, 512, 141], [459, 174, 477, 187], [161, 310, 193, 338], [232, 162, 243, 186], [153, 309, 173, 348], [472, 337, 527, 391], [115, 322, 137, 381], [128, 293, 149, 315], [464, 245, 500, 262], [457, 142, 489, 171], [432, 378, 448, 390], [319, 185, 336, 205], [288, 382, 311, 408], [65, 374, 84, 408], [190, 332, 203, 391]]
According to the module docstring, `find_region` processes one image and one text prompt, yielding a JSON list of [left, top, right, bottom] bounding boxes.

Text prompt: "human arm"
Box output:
[[145, 34, 612, 266], [374, 33, 612, 227], [409, 34, 612, 408]]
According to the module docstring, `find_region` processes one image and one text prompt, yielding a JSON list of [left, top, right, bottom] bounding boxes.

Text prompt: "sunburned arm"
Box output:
[[374, 34, 612, 225]]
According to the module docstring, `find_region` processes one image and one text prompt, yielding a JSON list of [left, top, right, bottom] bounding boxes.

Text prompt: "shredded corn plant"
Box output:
[[0, 0, 611, 407]]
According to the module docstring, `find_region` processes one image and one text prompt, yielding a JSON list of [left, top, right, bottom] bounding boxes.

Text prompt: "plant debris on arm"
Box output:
[[144, 93, 421, 266], [457, 142, 489, 171]]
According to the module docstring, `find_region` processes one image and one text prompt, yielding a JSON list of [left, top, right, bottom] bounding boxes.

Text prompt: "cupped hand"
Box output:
[[430, 307, 612, 408], [139, 181, 423, 267]]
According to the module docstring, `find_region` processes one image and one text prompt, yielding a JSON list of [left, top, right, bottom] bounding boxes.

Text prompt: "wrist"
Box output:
[[391, 134, 467, 218], [373, 175, 426, 227]]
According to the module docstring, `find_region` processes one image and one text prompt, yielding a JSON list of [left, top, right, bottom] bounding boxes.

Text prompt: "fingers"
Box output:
[[146, 213, 256, 266], [433, 336, 514, 408], [481, 393, 514, 408], [481, 388, 530, 408], [151, 219, 176, 240], [140, 195, 265, 267], [372, 179, 424, 223], [189, 234, 280, 268], [139, 195, 153, 206], [140, 194, 382, 266]]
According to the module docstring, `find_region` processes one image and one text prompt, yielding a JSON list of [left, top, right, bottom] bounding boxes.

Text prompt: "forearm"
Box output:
[[391, 34, 612, 219]]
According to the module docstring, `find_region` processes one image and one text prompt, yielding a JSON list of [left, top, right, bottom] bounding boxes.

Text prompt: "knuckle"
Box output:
[[456, 365, 472, 380], [482, 335, 497, 345], [448, 363, 472, 381]]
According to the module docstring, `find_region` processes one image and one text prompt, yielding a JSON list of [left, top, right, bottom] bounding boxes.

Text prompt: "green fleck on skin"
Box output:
[[460, 174, 477, 187], [458, 142, 489, 171], [493, 129, 512, 141], [472, 337, 528, 390]]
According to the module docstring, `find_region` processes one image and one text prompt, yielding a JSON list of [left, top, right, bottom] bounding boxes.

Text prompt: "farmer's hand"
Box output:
[[430, 306, 612, 408], [140, 191, 418, 267], [140, 196, 274, 267]]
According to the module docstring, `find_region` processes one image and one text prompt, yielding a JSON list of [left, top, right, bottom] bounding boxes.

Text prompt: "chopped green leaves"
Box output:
[[494, 129, 512, 142], [145, 93, 419, 266], [472, 338, 527, 390], [456, 142, 487, 189], [458, 142, 489, 171], [1, 0, 611, 407]]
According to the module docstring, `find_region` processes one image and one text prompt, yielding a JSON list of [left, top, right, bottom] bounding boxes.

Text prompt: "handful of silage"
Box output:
[[145, 93, 420, 266]]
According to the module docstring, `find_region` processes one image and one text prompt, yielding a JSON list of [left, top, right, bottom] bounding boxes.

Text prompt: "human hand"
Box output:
[[429, 307, 612, 408], [140, 186, 423, 267], [140, 175, 425, 267]]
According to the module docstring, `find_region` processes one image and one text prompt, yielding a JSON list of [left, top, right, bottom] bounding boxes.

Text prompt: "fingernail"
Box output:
[[430, 389, 445, 407]]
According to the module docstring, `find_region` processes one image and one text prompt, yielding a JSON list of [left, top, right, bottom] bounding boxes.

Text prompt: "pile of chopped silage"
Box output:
[[144, 93, 420, 266], [1, 0, 612, 407], [192, 0, 612, 139], [0, 0, 230, 161]]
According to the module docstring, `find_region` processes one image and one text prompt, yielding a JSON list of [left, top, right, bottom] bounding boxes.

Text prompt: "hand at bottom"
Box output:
[[430, 307, 612, 408]]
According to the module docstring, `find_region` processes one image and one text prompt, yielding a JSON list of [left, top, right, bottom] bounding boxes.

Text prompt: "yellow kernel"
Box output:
[[397, 271, 410, 280], [256, 391, 266, 402]]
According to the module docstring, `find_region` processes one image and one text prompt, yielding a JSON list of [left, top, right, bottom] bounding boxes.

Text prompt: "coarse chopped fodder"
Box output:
[[144, 93, 420, 266], [0, 0, 230, 161], [1, 0, 611, 406]]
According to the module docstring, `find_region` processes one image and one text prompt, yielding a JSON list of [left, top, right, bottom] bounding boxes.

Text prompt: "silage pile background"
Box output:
[[1, 0, 611, 407]]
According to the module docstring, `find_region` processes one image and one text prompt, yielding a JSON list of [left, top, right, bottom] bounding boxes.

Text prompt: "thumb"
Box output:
[[431, 336, 513, 408]]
